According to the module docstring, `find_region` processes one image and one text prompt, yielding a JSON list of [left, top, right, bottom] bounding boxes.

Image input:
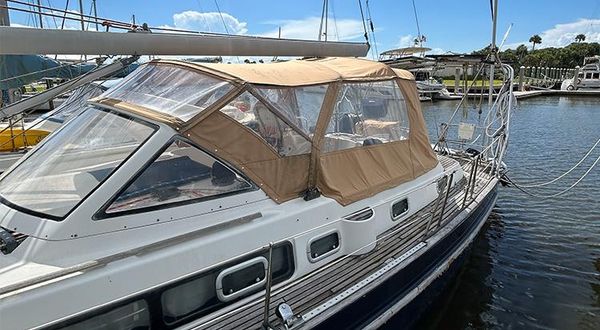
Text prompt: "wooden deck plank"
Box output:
[[202, 156, 493, 329]]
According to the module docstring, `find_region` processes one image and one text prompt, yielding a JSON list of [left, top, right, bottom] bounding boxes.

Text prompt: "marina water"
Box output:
[[417, 96, 600, 329]]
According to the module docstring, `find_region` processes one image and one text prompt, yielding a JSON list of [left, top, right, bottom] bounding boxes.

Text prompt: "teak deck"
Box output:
[[196, 155, 493, 329]]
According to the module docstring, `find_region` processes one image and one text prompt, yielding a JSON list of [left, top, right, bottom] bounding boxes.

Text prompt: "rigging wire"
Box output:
[[357, 0, 369, 44], [324, 0, 328, 41], [4, 0, 229, 35], [411, 0, 422, 46], [196, 0, 212, 33], [213, 0, 230, 34], [27, 0, 37, 28], [318, 0, 326, 41], [365, 0, 379, 59], [213, 0, 240, 63], [45, 0, 59, 28], [59, 0, 69, 29], [0, 57, 101, 83], [85, 0, 94, 31], [330, 0, 340, 41]]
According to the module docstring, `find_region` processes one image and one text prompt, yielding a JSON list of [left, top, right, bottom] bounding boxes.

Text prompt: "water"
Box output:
[[419, 96, 600, 330]]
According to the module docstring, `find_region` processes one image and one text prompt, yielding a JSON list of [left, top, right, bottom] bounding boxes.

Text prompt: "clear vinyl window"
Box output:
[[102, 64, 233, 122], [219, 91, 311, 156], [105, 139, 252, 214], [0, 107, 155, 219], [254, 84, 328, 136], [323, 80, 410, 152]]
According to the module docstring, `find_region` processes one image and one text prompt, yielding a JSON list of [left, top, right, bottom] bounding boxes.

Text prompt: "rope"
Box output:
[[509, 137, 600, 188], [505, 152, 600, 199]]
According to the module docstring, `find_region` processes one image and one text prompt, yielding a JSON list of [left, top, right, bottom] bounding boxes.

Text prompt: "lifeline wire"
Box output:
[[515, 137, 600, 188], [506, 151, 600, 199]]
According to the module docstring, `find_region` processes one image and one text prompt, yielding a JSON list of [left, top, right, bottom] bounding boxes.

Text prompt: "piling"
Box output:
[[573, 66, 580, 90], [454, 67, 460, 95], [519, 66, 525, 91]]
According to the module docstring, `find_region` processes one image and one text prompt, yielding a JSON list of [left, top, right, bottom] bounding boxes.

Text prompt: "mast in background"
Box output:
[[0, 0, 10, 107], [0, 0, 10, 26], [488, 0, 498, 107], [35, 0, 43, 28]]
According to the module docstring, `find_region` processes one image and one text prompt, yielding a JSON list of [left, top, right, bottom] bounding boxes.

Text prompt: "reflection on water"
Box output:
[[420, 97, 600, 330], [418, 211, 504, 330]]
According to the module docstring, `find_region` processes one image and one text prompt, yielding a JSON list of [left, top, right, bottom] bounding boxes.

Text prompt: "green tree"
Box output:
[[575, 34, 586, 43], [529, 34, 542, 50], [516, 44, 528, 62]]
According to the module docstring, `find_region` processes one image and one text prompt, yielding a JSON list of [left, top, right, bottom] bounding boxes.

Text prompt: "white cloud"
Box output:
[[505, 18, 600, 50], [397, 34, 415, 48], [262, 16, 364, 41], [159, 10, 247, 35]]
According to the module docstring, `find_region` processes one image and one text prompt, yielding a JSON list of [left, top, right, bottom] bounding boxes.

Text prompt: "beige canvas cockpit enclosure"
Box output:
[[95, 57, 438, 205]]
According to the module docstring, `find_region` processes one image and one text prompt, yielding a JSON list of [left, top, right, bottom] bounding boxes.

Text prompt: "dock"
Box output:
[[445, 89, 600, 101]]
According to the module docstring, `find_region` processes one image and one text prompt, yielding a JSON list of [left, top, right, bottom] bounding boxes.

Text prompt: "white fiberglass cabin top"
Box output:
[[0, 57, 499, 330]]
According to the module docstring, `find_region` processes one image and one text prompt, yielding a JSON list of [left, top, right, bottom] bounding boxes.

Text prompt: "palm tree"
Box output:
[[575, 34, 586, 43], [529, 34, 542, 50]]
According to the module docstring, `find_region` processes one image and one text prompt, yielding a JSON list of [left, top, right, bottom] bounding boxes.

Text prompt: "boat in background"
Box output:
[[561, 56, 600, 90], [380, 47, 450, 101]]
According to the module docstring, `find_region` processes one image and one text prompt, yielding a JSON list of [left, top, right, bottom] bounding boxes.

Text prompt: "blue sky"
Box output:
[[8, 0, 600, 57]]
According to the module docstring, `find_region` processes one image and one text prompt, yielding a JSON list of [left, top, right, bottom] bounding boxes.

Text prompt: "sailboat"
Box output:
[[0, 1, 512, 329]]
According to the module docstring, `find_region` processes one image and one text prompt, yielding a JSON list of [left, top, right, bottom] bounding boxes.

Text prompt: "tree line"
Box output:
[[473, 34, 599, 69]]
